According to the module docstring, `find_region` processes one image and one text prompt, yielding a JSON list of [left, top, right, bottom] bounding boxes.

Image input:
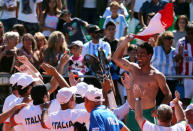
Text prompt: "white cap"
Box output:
[[10, 72, 27, 85], [9, 72, 27, 86], [185, 104, 193, 111], [56, 87, 77, 104], [69, 40, 83, 48], [74, 82, 92, 97], [17, 75, 40, 89], [85, 88, 104, 102]]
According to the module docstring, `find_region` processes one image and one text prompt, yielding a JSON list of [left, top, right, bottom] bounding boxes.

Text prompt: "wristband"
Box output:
[[136, 97, 141, 101]]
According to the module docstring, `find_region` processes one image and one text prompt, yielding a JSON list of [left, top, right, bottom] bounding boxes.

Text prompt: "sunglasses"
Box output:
[[165, 36, 174, 40]]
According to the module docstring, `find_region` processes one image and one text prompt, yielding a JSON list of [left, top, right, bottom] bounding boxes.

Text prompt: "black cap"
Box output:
[[88, 25, 102, 34]]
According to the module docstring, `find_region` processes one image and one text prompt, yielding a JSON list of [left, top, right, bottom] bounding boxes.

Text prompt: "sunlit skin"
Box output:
[[48, 0, 56, 11], [70, 45, 82, 57], [36, 38, 45, 49], [178, 19, 186, 32], [137, 48, 152, 68], [162, 35, 174, 54], [110, 5, 119, 18], [105, 25, 116, 41], [23, 37, 33, 54]]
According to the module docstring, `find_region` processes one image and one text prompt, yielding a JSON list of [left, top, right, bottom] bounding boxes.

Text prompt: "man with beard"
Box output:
[[113, 35, 172, 131]]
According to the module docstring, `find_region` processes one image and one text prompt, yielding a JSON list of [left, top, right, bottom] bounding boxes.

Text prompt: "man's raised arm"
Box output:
[[112, 36, 135, 72], [173, 91, 186, 122]]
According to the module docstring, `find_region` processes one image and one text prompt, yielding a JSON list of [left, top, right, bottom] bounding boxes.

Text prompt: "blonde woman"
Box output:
[[151, 31, 177, 98], [0, 31, 19, 73], [34, 32, 48, 70], [44, 31, 67, 67]]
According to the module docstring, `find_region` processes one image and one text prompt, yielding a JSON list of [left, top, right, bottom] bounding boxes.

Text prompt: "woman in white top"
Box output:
[[40, 0, 60, 39]]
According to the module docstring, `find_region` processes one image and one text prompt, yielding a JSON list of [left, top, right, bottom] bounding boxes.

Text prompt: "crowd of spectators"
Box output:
[[0, 0, 193, 130]]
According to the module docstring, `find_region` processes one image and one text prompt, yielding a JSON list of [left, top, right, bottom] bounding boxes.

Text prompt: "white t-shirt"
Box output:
[[82, 40, 111, 58], [83, 0, 96, 8], [143, 120, 186, 131], [103, 3, 129, 18], [49, 99, 61, 113], [17, 0, 42, 23], [2, 94, 19, 123], [13, 104, 56, 131], [44, 109, 90, 131], [1, 0, 17, 19], [6, 97, 27, 131]]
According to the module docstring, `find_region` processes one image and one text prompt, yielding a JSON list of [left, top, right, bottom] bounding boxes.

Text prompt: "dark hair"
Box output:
[[185, 23, 193, 32], [174, 15, 188, 31], [11, 84, 19, 91], [105, 21, 116, 29], [17, 83, 33, 97], [31, 85, 47, 105], [44, 0, 59, 17], [128, 44, 137, 52], [12, 24, 26, 36], [138, 42, 154, 55], [60, 10, 71, 18], [157, 104, 173, 123]]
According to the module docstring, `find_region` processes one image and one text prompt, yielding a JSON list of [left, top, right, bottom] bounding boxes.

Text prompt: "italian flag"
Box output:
[[133, 3, 174, 42]]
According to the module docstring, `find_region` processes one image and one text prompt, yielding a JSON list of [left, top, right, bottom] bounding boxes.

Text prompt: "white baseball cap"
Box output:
[[10, 72, 27, 86], [74, 82, 94, 97], [185, 104, 193, 111], [17, 75, 40, 89], [56, 87, 77, 104], [69, 40, 83, 48], [85, 88, 105, 102]]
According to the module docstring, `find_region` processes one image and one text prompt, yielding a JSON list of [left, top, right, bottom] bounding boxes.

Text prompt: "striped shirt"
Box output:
[[151, 46, 176, 77], [103, 14, 128, 39], [82, 40, 111, 58], [175, 37, 193, 75]]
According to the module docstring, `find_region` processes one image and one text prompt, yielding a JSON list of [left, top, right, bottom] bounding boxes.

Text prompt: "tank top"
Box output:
[[42, 14, 58, 37]]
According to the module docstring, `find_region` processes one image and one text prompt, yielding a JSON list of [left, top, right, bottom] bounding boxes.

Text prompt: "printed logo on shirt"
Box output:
[[25, 114, 41, 125], [107, 117, 119, 125], [52, 121, 73, 129], [68, 22, 77, 36]]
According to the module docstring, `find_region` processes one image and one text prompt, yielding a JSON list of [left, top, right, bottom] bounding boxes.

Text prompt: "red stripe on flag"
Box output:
[[159, 3, 174, 29], [133, 34, 154, 42]]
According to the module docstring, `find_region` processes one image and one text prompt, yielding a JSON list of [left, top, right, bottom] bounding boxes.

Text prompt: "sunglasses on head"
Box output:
[[165, 36, 174, 40]]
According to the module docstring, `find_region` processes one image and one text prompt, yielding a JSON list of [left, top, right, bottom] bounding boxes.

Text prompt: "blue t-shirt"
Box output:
[[89, 105, 124, 131]]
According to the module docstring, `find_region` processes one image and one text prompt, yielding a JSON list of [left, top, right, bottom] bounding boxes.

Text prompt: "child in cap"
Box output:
[[68, 40, 85, 75]]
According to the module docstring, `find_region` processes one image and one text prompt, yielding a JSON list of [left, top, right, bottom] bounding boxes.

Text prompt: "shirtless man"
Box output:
[[113, 36, 172, 131]]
